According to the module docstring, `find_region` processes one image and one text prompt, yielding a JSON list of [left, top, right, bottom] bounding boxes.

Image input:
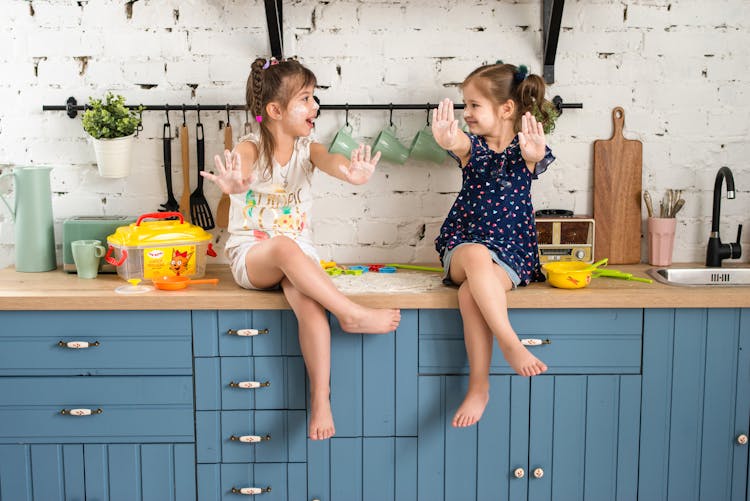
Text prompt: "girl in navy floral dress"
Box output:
[[432, 63, 556, 428]]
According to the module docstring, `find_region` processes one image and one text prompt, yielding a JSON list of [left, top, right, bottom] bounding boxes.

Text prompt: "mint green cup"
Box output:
[[372, 125, 409, 164], [328, 125, 359, 159], [71, 239, 106, 279], [409, 126, 448, 163]]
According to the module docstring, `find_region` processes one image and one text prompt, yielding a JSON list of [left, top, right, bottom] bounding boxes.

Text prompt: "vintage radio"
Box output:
[[536, 215, 595, 264]]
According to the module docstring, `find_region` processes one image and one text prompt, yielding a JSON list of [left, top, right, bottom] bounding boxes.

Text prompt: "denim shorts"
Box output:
[[441, 242, 521, 290]]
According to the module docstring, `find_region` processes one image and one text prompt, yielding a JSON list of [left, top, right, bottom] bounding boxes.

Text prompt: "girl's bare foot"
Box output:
[[452, 388, 489, 427], [339, 305, 401, 334], [309, 395, 335, 440], [502, 342, 548, 376]]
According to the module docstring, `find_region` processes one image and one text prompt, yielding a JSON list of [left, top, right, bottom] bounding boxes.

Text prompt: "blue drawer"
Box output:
[[0, 376, 194, 443], [419, 309, 643, 374], [0, 311, 192, 375], [196, 410, 306, 464], [198, 462, 306, 501], [195, 356, 306, 411]]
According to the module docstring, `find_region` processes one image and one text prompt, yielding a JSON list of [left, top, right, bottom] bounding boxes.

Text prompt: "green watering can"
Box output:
[[0, 166, 56, 272]]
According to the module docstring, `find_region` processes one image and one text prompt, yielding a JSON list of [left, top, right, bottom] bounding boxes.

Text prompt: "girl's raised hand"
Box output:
[[201, 149, 254, 194], [338, 144, 380, 185], [518, 112, 546, 164], [431, 98, 460, 149]]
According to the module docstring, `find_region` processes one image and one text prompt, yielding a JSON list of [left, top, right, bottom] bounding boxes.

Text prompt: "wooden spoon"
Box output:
[[178, 122, 191, 219], [216, 120, 233, 228]]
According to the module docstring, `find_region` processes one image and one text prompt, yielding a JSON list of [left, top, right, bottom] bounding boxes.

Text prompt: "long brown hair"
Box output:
[[247, 58, 317, 180], [462, 63, 551, 133]]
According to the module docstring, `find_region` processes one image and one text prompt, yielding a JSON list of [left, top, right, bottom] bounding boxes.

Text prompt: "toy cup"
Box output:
[[372, 125, 409, 164]]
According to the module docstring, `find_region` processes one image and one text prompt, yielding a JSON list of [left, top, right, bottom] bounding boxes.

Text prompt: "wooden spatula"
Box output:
[[178, 122, 191, 219], [216, 121, 233, 228]]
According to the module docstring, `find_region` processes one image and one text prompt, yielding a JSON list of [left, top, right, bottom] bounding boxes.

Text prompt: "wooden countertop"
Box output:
[[0, 264, 748, 310]]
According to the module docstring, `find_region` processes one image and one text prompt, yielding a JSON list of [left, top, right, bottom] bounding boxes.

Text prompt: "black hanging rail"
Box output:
[[44, 96, 581, 119]]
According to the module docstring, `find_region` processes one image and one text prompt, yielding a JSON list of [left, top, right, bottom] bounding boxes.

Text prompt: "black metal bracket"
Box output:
[[264, 0, 284, 60], [542, 0, 565, 84]]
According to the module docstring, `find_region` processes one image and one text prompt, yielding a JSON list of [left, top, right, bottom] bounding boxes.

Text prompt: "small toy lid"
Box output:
[[107, 212, 212, 247]]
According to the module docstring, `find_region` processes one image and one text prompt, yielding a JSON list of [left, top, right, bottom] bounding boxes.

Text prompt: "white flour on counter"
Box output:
[[330, 270, 445, 294]]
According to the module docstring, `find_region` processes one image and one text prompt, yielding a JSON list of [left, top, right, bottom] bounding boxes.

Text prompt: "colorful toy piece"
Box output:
[[378, 266, 396, 273], [325, 266, 343, 276], [320, 260, 338, 269], [347, 265, 369, 273]]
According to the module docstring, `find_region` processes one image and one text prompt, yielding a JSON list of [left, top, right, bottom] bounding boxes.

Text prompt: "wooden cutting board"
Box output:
[[593, 107, 642, 264]]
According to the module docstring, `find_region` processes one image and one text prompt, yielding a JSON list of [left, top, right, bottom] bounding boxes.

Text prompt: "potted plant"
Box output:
[[82, 92, 142, 178]]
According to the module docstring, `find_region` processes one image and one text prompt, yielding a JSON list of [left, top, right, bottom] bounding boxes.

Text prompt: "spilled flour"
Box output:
[[330, 270, 445, 294]]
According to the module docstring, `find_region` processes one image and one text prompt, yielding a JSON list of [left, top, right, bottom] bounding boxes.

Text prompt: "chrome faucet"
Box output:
[[706, 166, 742, 267]]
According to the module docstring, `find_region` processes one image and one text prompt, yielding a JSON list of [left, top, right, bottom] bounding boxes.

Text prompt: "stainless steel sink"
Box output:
[[648, 267, 750, 286]]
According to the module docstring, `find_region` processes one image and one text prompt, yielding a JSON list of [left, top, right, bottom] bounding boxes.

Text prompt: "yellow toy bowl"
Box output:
[[542, 262, 593, 289]]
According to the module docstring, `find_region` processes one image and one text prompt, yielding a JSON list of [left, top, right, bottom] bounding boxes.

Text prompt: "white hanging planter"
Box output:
[[91, 134, 135, 178]]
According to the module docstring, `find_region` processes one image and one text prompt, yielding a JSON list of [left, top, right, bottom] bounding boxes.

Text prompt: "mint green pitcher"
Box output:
[[0, 166, 56, 272]]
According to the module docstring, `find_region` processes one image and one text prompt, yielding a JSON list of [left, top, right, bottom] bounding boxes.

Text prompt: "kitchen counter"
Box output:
[[1, 263, 748, 310]]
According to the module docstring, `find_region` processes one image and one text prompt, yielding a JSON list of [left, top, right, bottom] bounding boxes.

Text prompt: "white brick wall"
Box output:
[[0, 0, 748, 270]]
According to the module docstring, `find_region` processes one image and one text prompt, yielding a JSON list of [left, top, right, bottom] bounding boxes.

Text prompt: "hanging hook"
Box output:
[[196, 104, 201, 125], [345, 103, 349, 127], [165, 104, 170, 127], [135, 105, 144, 137], [225, 104, 231, 125], [389, 103, 393, 127], [425, 103, 431, 126], [182, 104, 187, 126]]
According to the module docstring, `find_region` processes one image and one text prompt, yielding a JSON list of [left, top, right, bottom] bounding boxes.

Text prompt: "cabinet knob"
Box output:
[[513, 468, 525, 478], [60, 408, 103, 416], [738, 434, 748, 445], [521, 338, 551, 346], [227, 328, 269, 337], [229, 381, 271, 389], [58, 340, 100, 349], [230, 434, 271, 443], [231, 486, 271, 495], [533, 468, 544, 479]]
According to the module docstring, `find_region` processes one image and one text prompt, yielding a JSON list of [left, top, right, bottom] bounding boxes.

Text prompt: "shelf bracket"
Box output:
[[264, 0, 284, 60], [542, 0, 565, 84]]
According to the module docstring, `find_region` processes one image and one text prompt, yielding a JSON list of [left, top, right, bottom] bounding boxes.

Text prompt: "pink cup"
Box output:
[[647, 217, 677, 266]]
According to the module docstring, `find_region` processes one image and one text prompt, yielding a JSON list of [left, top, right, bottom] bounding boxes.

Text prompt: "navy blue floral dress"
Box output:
[[435, 134, 555, 285]]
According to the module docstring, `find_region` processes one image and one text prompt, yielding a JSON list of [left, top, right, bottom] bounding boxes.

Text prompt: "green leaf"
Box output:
[[81, 92, 142, 139]]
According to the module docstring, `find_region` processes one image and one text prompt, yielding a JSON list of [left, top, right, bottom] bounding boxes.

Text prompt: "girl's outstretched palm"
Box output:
[[431, 98, 460, 150], [338, 144, 380, 185], [202, 149, 253, 194], [518, 112, 546, 164]]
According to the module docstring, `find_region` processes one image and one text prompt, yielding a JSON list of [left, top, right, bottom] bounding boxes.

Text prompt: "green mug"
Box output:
[[328, 125, 359, 159], [409, 126, 448, 164], [71, 239, 106, 279], [372, 125, 409, 164]]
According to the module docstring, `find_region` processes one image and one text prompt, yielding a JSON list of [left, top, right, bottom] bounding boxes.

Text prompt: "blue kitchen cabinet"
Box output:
[[0, 311, 196, 501], [417, 309, 642, 501], [639, 308, 750, 501]]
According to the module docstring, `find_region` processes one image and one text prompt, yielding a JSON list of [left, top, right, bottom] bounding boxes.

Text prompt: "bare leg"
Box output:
[[280, 277, 335, 440], [243, 236, 400, 334], [452, 281, 492, 427], [449, 244, 547, 377]]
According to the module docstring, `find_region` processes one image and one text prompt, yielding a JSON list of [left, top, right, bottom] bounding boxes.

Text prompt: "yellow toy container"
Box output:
[[105, 212, 216, 282], [542, 261, 593, 289]]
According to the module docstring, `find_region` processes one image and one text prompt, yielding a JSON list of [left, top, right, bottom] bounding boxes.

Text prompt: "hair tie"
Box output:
[[255, 115, 263, 123], [261, 57, 280, 70], [513, 64, 528, 84]]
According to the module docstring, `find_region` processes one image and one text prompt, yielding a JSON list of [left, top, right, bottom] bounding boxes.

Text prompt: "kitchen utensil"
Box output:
[[643, 191, 654, 218], [671, 198, 685, 217], [0, 166, 56, 272], [580, 258, 608, 272], [105, 211, 215, 281], [542, 261, 593, 289], [152, 275, 219, 291], [115, 278, 154, 294], [216, 113, 233, 229], [593, 107, 642, 264], [244, 109, 253, 136], [159, 121, 179, 213], [63, 215, 136, 273], [71, 239, 106, 279], [372, 125, 409, 164], [328, 124, 359, 159], [190, 120, 215, 230], [178, 118, 191, 219], [385, 263, 444, 272], [647, 217, 676, 266], [593, 268, 653, 283]]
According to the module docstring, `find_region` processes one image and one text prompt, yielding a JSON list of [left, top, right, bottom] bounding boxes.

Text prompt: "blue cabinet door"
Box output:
[[640, 308, 750, 501], [416, 374, 641, 501], [0, 443, 196, 501]]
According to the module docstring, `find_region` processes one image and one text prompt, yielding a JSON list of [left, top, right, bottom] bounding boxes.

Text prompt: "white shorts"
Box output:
[[226, 239, 320, 290]]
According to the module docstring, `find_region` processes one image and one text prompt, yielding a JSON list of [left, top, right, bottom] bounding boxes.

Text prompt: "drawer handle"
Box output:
[[60, 408, 103, 416], [533, 467, 544, 479], [231, 486, 271, 495], [230, 434, 271, 443], [227, 328, 269, 337], [513, 467, 525, 478], [58, 340, 100, 349], [521, 338, 551, 346], [738, 434, 748, 445], [229, 381, 271, 389]]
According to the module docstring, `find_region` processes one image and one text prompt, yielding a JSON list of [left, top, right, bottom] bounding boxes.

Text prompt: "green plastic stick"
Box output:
[[385, 263, 444, 272]]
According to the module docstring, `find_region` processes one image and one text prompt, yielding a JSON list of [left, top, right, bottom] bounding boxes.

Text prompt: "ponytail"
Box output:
[[514, 73, 551, 132]]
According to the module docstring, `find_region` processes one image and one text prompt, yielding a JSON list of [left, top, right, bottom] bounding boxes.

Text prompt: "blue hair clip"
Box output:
[[514, 64, 528, 84]]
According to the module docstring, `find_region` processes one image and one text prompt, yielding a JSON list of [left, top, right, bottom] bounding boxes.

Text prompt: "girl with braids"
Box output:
[[431, 63, 555, 428], [201, 57, 400, 440]]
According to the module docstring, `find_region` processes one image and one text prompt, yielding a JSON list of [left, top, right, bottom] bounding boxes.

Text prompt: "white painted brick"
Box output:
[[27, 28, 104, 58], [312, 220, 356, 245], [357, 221, 399, 245], [365, 193, 421, 218], [190, 30, 266, 58]]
